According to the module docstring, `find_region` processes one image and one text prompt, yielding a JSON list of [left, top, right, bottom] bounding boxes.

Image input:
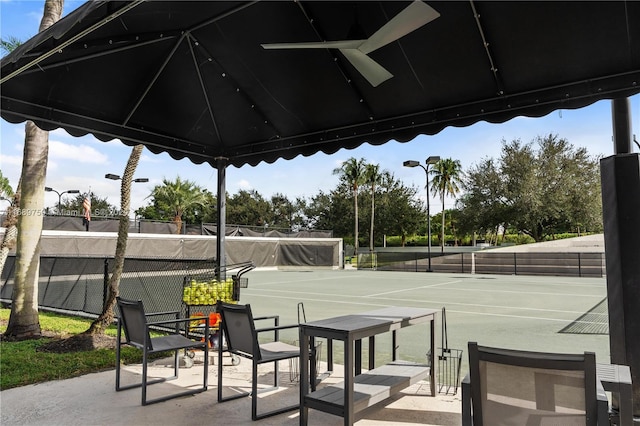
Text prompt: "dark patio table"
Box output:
[[299, 306, 438, 425]]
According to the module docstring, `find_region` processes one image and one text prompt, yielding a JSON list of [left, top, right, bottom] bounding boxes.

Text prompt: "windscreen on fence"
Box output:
[[365, 251, 604, 277], [1, 256, 216, 317], [29, 215, 333, 237]]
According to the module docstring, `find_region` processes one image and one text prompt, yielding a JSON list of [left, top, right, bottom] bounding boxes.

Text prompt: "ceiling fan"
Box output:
[[261, 1, 440, 87]]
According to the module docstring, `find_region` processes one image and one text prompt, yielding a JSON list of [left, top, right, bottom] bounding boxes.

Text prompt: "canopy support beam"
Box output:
[[601, 97, 640, 416], [216, 157, 227, 281]]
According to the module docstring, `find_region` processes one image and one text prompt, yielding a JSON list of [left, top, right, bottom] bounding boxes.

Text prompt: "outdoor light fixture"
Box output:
[[403, 155, 440, 272], [44, 186, 80, 214], [104, 174, 149, 183]]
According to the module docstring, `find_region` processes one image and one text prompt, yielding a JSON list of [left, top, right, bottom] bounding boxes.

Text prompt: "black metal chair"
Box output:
[[216, 301, 308, 421], [115, 297, 209, 405], [462, 341, 609, 426]]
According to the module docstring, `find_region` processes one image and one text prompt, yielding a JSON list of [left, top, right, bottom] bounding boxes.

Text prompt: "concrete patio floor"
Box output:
[[0, 353, 462, 426]]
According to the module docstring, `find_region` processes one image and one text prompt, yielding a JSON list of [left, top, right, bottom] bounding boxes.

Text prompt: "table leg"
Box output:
[[369, 336, 375, 370], [392, 330, 397, 361], [344, 338, 354, 425], [310, 336, 317, 392], [299, 330, 310, 426], [430, 318, 436, 396], [327, 338, 333, 372], [355, 339, 362, 375]]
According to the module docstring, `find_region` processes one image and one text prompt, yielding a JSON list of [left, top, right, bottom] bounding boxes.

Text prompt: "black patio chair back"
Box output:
[[462, 341, 609, 426], [118, 298, 153, 350], [115, 297, 209, 405], [219, 303, 260, 359]]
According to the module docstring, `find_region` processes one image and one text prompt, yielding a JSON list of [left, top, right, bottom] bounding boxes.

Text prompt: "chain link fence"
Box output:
[[1, 256, 229, 321]]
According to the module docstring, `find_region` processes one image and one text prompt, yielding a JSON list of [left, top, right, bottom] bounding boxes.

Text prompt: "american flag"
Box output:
[[82, 196, 91, 222]]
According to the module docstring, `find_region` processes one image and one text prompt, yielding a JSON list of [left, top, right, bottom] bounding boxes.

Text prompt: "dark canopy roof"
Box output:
[[2, 1, 639, 168]]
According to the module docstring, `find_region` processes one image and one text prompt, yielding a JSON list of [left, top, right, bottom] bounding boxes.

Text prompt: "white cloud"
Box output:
[[237, 179, 251, 190], [0, 154, 22, 167], [140, 154, 162, 163], [49, 140, 108, 164]]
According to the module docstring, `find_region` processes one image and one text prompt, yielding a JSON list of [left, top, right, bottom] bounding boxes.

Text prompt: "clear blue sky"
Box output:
[[1, 1, 639, 215]]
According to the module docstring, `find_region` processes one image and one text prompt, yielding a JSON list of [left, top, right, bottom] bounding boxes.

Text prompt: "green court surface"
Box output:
[[237, 269, 610, 383]]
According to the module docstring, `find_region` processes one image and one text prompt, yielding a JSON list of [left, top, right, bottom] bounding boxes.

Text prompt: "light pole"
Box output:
[[404, 155, 440, 272], [44, 187, 80, 214], [105, 173, 149, 222], [105, 173, 149, 183]]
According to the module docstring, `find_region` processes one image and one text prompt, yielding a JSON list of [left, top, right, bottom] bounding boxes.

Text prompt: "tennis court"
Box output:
[[237, 269, 610, 384]]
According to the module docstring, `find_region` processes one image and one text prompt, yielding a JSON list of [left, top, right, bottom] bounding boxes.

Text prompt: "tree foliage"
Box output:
[[457, 134, 602, 242], [0, 36, 22, 56], [0, 171, 14, 200], [226, 189, 270, 227], [144, 176, 208, 233]]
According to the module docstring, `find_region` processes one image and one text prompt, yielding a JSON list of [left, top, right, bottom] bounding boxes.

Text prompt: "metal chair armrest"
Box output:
[[144, 310, 181, 317], [146, 317, 211, 336], [255, 323, 299, 334], [254, 315, 279, 322]]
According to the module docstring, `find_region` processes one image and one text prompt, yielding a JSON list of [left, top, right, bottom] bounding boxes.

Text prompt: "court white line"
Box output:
[[422, 286, 603, 298], [241, 292, 605, 326], [365, 280, 461, 297], [249, 276, 352, 287], [362, 274, 605, 288], [362, 295, 607, 316], [242, 288, 606, 316]]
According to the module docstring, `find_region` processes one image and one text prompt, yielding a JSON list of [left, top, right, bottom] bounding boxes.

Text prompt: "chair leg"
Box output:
[[251, 358, 301, 421], [142, 347, 148, 405], [252, 360, 259, 420], [173, 348, 179, 378], [203, 336, 209, 390], [217, 331, 224, 402], [115, 320, 122, 391]]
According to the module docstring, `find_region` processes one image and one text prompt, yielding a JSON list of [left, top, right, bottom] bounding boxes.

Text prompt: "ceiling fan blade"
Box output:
[[359, 1, 440, 54], [339, 48, 393, 87], [262, 40, 363, 50]]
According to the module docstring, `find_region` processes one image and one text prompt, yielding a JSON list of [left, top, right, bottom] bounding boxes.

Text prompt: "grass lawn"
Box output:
[[0, 309, 143, 390]]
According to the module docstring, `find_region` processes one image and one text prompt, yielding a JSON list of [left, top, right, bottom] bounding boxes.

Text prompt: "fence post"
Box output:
[[471, 252, 475, 275], [514, 253, 517, 275], [578, 253, 582, 277], [103, 258, 109, 313]]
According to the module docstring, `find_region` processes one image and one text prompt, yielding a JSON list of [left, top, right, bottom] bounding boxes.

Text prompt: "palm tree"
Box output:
[[0, 171, 13, 198], [430, 158, 464, 253], [87, 144, 143, 335], [0, 173, 17, 278], [3, 0, 63, 340], [149, 176, 208, 234], [0, 36, 22, 55], [364, 163, 382, 252], [333, 158, 366, 255]]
